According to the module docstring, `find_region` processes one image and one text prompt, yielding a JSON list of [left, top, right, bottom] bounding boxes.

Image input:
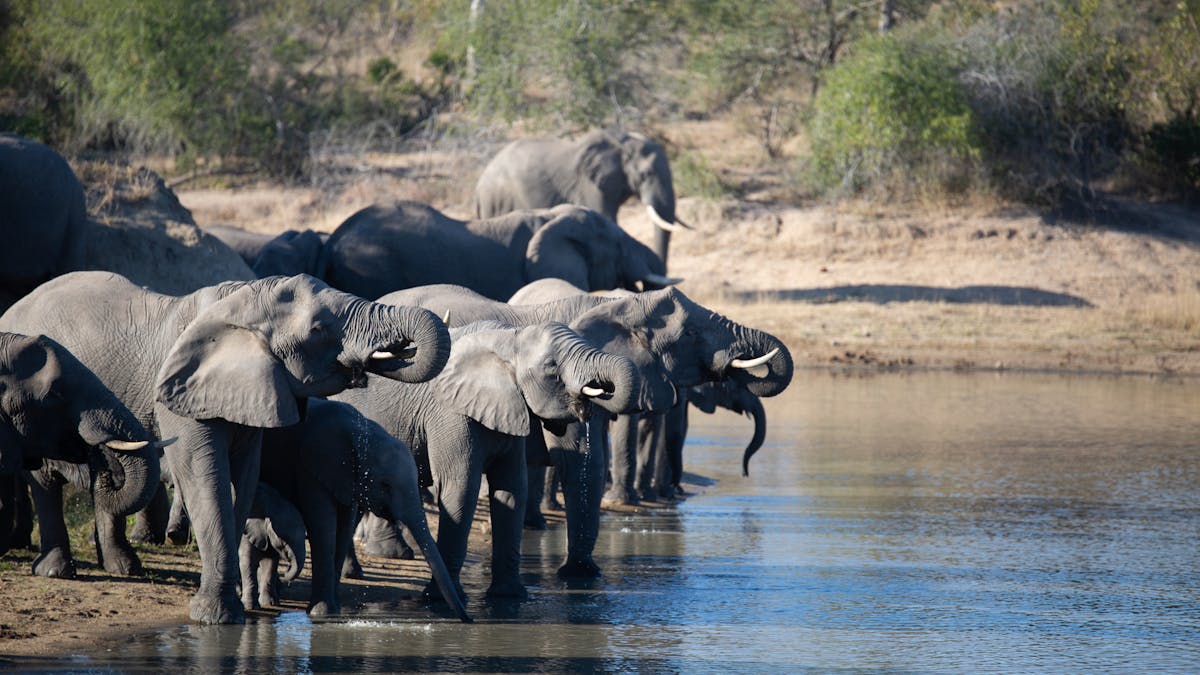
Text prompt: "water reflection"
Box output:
[[20, 372, 1200, 672]]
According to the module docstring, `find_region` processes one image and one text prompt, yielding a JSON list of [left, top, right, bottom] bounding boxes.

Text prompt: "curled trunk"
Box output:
[[404, 508, 473, 623], [90, 444, 160, 517], [353, 302, 452, 384]]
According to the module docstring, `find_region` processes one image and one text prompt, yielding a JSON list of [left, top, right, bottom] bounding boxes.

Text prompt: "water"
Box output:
[[21, 372, 1200, 672]]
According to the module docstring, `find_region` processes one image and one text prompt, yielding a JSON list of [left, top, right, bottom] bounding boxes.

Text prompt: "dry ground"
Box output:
[[3, 117, 1198, 661]]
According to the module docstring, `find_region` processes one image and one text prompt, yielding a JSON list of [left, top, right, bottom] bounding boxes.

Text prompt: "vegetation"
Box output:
[[0, 0, 1196, 205]]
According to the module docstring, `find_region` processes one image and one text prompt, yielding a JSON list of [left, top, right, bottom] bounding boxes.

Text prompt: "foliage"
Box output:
[[671, 150, 731, 200], [806, 29, 979, 198]]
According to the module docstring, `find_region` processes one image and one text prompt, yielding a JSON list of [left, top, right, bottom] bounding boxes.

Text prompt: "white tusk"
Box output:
[[673, 215, 694, 230], [105, 439, 149, 452], [730, 348, 779, 371], [647, 205, 683, 232], [442, 310, 452, 326], [370, 350, 396, 360], [154, 436, 178, 449], [581, 385, 606, 397], [643, 273, 684, 287]]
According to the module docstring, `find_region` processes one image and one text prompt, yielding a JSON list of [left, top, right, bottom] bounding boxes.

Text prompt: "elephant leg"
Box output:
[[604, 413, 641, 506], [129, 482, 169, 544], [523, 430, 549, 530], [422, 433, 481, 605], [360, 511, 413, 560], [484, 436, 528, 599], [666, 397, 689, 494], [635, 413, 664, 502], [341, 545, 364, 579], [159, 414, 245, 625], [11, 477, 32, 551], [239, 534, 261, 610], [554, 415, 607, 578], [332, 504, 356, 588], [166, 483, 191, 545], [300, 495, 340, 616], [258, 553, 281, 608], [94, 503, 143, 576], [543, 465, 562, 511], [25, 470, 75, 579]]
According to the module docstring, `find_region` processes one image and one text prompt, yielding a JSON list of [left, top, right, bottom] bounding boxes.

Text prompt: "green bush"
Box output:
[[806, 30, 979, 197], [672, 150, 732, 200]]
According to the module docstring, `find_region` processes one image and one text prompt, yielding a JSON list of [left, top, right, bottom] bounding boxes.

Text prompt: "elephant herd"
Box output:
[[0, 130, 789, 627]]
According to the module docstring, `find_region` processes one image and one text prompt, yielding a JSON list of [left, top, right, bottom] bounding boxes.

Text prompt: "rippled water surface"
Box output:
[[26, 372, 1200, 672]]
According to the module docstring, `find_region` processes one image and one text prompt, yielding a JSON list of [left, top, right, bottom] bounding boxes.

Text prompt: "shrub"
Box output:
[[806, 29, 979, 198]]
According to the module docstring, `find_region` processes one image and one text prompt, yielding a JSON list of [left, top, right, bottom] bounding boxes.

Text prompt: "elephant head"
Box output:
[[613, 132, 688, 265], [251, 229, 329, 279], [688, 380, 767, 477], [570, 288, 793, 405], [524, 205, 679, 296], [297, 399, 472, 623], [0, 332, 166, 516], [245, 481, 305, 582], [431, 322, 640, 437], [155, 274, 452, 428]]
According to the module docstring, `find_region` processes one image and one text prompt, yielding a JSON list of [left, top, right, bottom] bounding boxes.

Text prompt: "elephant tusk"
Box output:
[[730, 348, 779, 374], [673, 215, 695, 230], [105, 439, 149, 452], [643, 273, 684, 287], [442, 310, 451, 326], [372, 344, 418, 360], [647, 205, 684, 233], [370, 350, 396, 360], [154, 436, 178, 449], [581, 385, 606, 397]]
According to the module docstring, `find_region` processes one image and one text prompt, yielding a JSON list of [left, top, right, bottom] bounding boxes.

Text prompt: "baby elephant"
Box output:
[[257, 397, 471, 622], [239, 482, 306, 610]]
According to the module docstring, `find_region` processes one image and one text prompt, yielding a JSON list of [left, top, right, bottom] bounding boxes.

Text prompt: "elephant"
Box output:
[[240, 481, 306, 610], [0, 271, 452, 624], [373, 282, 793, 576], [0, 134, 87, 312], [686, 380, 767, 479], [473, 130, 690, 267], [254, 397, 471, 620], [333, 320, 639, 602], [321, 200, 678, 302], [0, 332, 168, 572], [204, 224, 329, 279]]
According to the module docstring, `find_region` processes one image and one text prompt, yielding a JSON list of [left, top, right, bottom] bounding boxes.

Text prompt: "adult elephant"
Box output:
[[473, 130, 690, 266], [0, 134, 87, 312], [0, 332, 167, 570], [335, 321, 638, 602], [204, 224, 328, 279], [0, 271, 451, 624], [374, 283, 793, 576], [322, 200, 677, 302]]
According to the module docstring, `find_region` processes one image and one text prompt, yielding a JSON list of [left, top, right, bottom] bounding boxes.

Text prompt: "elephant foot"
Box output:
[[523, 511, 548, 530], [557, 556, 602, 578], [486, 578, 528, 600], [541, 497, 563, 512], [241, 593, 261, 611], [308, 599, 340, 616], [166, 525, 190, 546], [189, 591, 245, 625], [99, 544, 144, 577], [602, 485, 640, 507], [128, 523, 164, 545], [423, 579, 468, 607], [32, 548, 76, 579], [259, 591, 280, 608], [364, 539, 414, 560]]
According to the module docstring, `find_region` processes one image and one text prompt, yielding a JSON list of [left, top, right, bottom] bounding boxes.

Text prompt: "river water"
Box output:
[[30, 372, 1200, 672]]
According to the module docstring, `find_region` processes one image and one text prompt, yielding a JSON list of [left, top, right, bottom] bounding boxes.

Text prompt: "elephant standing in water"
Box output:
[[239, 482, 306, 611], [473, 130, 690, 266], [0, 332, 168, 573], [0, 271, 451, 624], [0, 134, 87, 312], [335, 321, 638, 602], [321, 200, 677, 302], [253, 397, 470, 621], [371, 283, 793, 577]]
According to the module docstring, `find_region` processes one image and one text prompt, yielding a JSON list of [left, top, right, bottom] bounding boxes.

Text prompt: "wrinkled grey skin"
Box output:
[[0, 271, 451, 624], [474, 130, 685, 266], [240, 481, 306, 610], [322, 200, 669, 301], [687, 380, 766, 479], [335, 322, 638, 602], [0, 332, 162, 576], [0, 134, 87, 312], [204, 225, 329, 279], [377, 282, 793, 577], [256, 399, 470, 621]]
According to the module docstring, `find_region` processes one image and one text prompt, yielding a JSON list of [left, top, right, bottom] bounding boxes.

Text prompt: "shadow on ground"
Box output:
[[729, 284, 1092, 307]]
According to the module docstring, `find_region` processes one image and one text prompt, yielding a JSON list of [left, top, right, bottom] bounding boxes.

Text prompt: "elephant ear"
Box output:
[[524, 212, 594, 290], [578, 134, 627, 196], [156, 286, 300, 428], [429, 329, 531, 437]]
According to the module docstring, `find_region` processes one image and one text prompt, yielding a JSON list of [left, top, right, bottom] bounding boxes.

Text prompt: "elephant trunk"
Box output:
[[89, 442, 160, 517], [741, 393, 767, 477], [403, 507, 473, 623], [572, 350, 640, 417], [351, 302, 452, 384], [721, 323, 794, 398]]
